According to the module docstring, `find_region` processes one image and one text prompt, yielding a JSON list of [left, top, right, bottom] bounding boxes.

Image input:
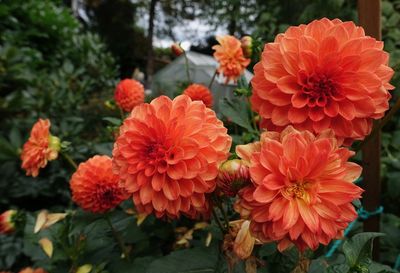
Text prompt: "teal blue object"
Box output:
[[394, 254, 400, 270], [325, 206, 383, 258]]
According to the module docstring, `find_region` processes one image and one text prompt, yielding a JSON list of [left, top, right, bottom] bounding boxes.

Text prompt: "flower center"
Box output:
[[145, 142, 167, 163], [299, 72, 343, 107], [282, 182, 311, 203], [96, 186, 117, 207]]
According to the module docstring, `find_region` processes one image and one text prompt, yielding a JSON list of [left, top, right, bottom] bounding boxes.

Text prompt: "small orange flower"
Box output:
[[70, 155, 128, 213], [112, 95, 232, 219], [171, 43, 184, 56], [213, 35, 250, 83], [217, 159, 250, 197], [183, 84, 213, 108], [235, 126, 363, 252], [251, 18, 394, 144], [114, 79, 145, 112], [0, 210, 17, 234], [21, 119, 60, 177], [19, 268, 48, 273]]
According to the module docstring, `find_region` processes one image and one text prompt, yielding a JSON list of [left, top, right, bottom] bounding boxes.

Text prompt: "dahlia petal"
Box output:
[[319, 36, 339, 58], [276, 76, 299, 94], [271, 106, 290, 126], [167, 161, 187, 180], [282, 201, 299, 230], [277, 239, 293, 252], [338, 100, 356, 120], [152, 191, 168, 211], [291, 92, 309, 108], [252, 206, 271, 222], [314, 202, 340, 219], [191, 193, 205, 207], [340, 55, 361, 71], [299, 51, 318, 72], [297, 199, 319, 233], [269, 197, 288, 221], [288, 107, 309, 123], [264, 88, 292, 106], [262, 174, 285, 190], [179, 179, 194, 197], [163, 179, 180, 200], [289, 218, 305, 240], [309, 107, 325, 121], [140, 182, 154, 204], [360, 49, 387, 71], [253, 185, 278, 203], [151, 172, 165, 191]]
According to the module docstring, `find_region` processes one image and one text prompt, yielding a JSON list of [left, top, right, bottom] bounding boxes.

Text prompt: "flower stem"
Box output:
[[216, 201, 230, 231], [119, 107, 125, 120], [212, 207, 226, 234], [208, 69, 218, 89], [61, 152, 78, 170], [183, 51, 191, 83], [105, 215, 130, 261], [247, 96, 258, 133]]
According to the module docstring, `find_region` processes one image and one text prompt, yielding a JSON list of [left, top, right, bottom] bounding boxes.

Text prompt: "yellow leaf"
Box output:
[[136, 213, 147, 226], [43, 213, 67, 229], [76, 264, 93, 273], [205, 232, 212, 247], [34, 210, 48, 233], [194, 222, 209, 230], [39, 237, 53, 258]]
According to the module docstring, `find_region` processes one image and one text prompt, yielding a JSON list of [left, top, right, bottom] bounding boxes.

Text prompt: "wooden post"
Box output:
[[358, 0, 382, 261]]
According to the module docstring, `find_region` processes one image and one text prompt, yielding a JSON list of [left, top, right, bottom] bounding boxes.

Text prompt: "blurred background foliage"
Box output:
[[0, 0, 400, 272]]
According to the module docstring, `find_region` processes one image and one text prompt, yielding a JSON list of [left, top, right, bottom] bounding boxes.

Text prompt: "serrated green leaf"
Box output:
[[219, 97, 254, 132], [342, 232, 385, 268]]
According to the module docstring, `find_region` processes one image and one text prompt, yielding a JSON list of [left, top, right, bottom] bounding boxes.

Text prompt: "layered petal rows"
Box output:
[[114, 79, 145, 112], [251, 18, 394, 144], [112, 95, 232, 219], [235, 126, 363, 252], [183, 84, 213, 108], [70, 155, 128, 213]]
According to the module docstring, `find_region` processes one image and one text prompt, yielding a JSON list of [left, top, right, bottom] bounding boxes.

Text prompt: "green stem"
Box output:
[[208, 69, 218, 89], [105, 215, 130, 261], [247, 96, 258, 133], [61, 152, 78, 169], [216, 200, 230, 230], [357, 96, 400, 151], [119, 107, 125, 120], [212, 207, 226, 234], [183, 51, 191, 83]]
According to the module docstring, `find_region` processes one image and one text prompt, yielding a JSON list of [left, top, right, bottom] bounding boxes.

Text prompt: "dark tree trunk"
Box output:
[[146, 0, 158, 87]]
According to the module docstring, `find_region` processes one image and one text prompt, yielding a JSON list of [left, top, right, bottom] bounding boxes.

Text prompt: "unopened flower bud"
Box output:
[[241, 36, 253, 58], [0, 210, 17, 234], [171, 43, 184, 56], [48, 135, 60, 161], [217, 159, 250, 197]]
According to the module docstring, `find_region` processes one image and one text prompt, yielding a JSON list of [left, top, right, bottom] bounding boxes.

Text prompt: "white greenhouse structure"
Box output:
[[152, 51, 253, 112]]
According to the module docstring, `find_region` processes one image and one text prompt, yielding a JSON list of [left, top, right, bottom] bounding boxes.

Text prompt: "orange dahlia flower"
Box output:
[[19, 268, 47, 273], [0, 210, 17, 234], [112, 95, 232, 219], [70, 155, 128, 213], [21, 119, 60, 177], [114, 79, 145, 112], [213, 35, 251, 83], [251, 18, 394, 144], [235, 126, 363, 252], [183, 84, 213, 108]]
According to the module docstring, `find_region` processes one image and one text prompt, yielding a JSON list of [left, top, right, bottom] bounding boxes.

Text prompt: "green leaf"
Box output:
[[219, 97, 254, 132], [146, 244, 220, 273], [342, 232, 385, 268], [102, 117, 122, 126], [369, 262, 398, 273]]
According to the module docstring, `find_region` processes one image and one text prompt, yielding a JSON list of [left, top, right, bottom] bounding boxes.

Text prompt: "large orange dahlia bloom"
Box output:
[[213, 35, 251, 83], [112, 95, 232, 219], [235, 126, 363, 252], [114, 79, 145, 112], [183, 84, 213, 108], [251, 18, 394, 144], [21, 119, 60, 177], [70, 155, 128, 213]]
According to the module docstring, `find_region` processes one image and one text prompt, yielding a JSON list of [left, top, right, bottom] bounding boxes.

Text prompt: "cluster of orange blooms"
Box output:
[[9, 18, 394, 266]]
